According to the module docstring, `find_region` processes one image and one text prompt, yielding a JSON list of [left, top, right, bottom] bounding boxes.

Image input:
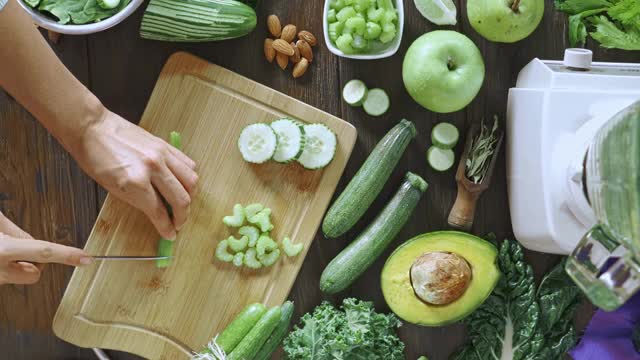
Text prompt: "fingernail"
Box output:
[[80, 257, 94, 265], [167, 231, 177, 240]]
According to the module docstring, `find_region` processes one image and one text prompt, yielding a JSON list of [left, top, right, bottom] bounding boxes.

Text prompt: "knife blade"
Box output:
[[91, 255, 174, 261]]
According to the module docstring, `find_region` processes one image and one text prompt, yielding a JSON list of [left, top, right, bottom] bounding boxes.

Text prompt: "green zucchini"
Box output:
[[228, 306, 282, 360], [140, 0, 257, 42], [322, 119, 416, 238], [217, 303, 267, 354], [253, 301, 294, 360], [320, 172, 428, 294]]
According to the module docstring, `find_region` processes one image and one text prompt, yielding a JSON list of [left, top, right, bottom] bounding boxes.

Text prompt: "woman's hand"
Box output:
[[0, 212, 91, 285], [69, 109, 198, 240]]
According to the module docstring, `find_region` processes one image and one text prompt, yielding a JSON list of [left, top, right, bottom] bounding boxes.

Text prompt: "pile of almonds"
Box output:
[[264, 14, 317, 79]]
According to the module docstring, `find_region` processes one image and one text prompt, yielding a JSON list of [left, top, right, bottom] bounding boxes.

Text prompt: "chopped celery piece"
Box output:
[[169, 131, 182, 149], [354, 0, 368, 12], [244, 248, 262, 269], [367, 6, 384, 21], [352, 34, 368, 49], [342, 26, 354, 35], [228, 235, 249, 252], [223, 204, 245, 227], [248, 208, 273, 232], [216, 239, 234, 262], [364, 22, 382, 40], [257, 235, 278, 257], [244, 203, 264, 219], [382, 22, 395, 33], [382, 9, 397, 24], [336, 34, 355, 53], [344, 0, 353, 5], [156, 238, 173, 268], [327, 8, 337, 22], [379, 30, 396, 43], [356, 27, 366, 36], [336, 6, 356, 22], [329, 22, 344, 41], [283, 237, 304, 257], [239, 226, 260, 247], [232, 252, 244, 267], [377, 0, 394, 10], [345, 17, 366, 31], [259, 248, 281, 267], [330, 0, 344, 9]]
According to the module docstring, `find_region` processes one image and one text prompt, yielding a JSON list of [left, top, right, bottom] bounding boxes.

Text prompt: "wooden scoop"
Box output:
[[447, 124, 504, 231]]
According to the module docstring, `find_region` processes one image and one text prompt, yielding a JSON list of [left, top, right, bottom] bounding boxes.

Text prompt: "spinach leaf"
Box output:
[[451, 241, 582, 360], [30, 0, 129, 25]]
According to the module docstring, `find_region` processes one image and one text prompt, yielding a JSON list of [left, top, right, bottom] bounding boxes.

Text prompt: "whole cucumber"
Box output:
[[320, 172, 428, 294], [253, 301, 295, 360], [216, 303, 267, 353], [228, 306, 282, 360], [322, 119, 416, 238]]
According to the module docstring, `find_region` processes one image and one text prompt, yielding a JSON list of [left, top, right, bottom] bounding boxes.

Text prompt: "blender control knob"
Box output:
[[564, 48, 593, 70]]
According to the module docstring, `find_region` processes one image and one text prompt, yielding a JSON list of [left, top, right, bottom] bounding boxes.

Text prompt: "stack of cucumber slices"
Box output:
[[342, 79, 390, 117], [427, 122, 459, 172], [238, 119, 337, 170]]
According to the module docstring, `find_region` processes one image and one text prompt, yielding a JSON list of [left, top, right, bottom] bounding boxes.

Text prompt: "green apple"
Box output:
[[467, 0, 544, 43], [402, 31, 484, 114]]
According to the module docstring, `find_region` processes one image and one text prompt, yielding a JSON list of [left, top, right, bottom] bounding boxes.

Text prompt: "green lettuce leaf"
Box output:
[[590, 15, 640, 50], [451, 241, 582, 360]]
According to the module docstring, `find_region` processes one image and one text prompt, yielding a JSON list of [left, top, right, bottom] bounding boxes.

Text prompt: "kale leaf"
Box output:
[[283, 298, 405, 360], [451, 240, 582, 360]]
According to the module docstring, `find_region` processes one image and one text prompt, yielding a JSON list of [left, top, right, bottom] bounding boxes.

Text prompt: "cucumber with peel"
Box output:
[[362, 88, 390, 116], [297, 124, 337, 169], [343, 79, 368, 106], [271, 119, 305, 163], [431, 122, 459, 149], [427, 146, 455, 171], [238, 123, 277, 164]]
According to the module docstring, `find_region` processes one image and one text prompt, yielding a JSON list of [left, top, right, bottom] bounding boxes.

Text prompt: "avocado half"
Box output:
[[381, 231, 500, 326]]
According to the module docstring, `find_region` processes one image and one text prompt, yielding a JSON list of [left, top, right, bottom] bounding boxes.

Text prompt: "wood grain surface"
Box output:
[[52, 53, 356, 360], [2, 0, 640, 359]]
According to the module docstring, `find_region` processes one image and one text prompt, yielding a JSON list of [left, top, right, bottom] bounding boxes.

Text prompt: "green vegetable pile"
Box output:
[[283, 298, 405, 359], [23, 0, 130, 25], [555, 0, 640, 50], [451, 240, 583, 360]]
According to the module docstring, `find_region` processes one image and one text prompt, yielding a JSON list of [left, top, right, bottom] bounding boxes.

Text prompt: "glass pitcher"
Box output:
[[566, 100, 640, 311]]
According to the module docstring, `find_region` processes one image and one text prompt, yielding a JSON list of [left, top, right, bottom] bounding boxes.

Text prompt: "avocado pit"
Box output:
[[410, 251, 472, 305]]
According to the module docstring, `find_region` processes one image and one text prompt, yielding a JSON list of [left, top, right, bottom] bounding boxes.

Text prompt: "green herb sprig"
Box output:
[[465, 116, 500, 184]]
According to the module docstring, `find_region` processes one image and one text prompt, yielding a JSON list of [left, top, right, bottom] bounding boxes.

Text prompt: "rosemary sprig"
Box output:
[[465, 116, 500, 184]]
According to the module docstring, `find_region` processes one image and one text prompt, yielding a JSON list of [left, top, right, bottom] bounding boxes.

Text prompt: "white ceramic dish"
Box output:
[[17, 0, 144, 35], [323, 0, 404, 59]]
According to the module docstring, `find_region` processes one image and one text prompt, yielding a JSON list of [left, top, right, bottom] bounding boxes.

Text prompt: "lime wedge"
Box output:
[[413, 0, 457, 25]]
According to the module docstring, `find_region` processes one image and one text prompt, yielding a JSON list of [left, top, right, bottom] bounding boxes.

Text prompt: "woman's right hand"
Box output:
[[0, 212, 91, 285]]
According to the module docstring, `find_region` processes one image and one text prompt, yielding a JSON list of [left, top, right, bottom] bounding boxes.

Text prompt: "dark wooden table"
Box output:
[[2, 0, 639, 358]]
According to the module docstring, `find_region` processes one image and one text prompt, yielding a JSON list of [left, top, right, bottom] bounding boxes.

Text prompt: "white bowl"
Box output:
[[323, 0, 404, 59], [17, 0, 144, 35]]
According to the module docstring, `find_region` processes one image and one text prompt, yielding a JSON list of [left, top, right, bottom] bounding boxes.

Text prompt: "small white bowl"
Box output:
[[323, 0, 404, 59], [17, 0, 144, 35]]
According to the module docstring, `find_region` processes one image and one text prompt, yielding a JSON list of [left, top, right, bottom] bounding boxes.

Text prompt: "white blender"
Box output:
[[507, 49, 640, 310]]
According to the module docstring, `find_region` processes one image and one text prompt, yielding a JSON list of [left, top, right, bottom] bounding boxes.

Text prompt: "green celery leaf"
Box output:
[[590, 15, 640, 50], [569, 14, 588, 46], [555, 0, 613, 15], [608, 0, 640, 31]]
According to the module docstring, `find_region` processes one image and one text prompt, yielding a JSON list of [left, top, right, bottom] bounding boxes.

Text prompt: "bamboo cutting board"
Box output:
[[53, 52, 357, 359]]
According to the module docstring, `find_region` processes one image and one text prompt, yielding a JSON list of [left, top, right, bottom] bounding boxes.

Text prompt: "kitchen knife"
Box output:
[[91, 256, 173, 261]]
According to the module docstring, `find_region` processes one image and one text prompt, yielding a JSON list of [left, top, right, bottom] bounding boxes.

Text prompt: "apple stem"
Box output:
[[511, 0, 520, 13], [447, 56, 456, 71]]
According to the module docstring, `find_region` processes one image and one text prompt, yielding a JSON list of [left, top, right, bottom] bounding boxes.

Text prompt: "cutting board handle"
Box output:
[[448, 182, 479, 231]]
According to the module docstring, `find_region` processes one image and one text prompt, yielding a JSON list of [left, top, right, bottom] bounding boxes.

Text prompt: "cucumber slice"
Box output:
[[271, 119, 305, 163], [362, 88, 390, 116], [342, 79, 368, 106], [238, 124, 277, 164], [427, 146, 455, 172], [431, 122, 459, 149], [97, 0, 120, 9], [297, 124, 337, 170]]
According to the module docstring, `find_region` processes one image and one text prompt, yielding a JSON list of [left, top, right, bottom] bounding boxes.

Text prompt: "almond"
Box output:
[[264, 38, 276, 63], [272, 39, 295, 56], [290, 42, 301, 63], [281, 24, 297, 43], [276, 52, 289, 70], [292, 58, 309, 78], [298, 30, 317, 46], [296, 40, 313, 63], [267, 15, 281, 38]]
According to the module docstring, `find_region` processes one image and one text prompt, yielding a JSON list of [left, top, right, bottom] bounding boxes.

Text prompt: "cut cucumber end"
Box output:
[[362, 88, 390, 116], [343, 79, 368, 106], [431, 122, 459, 149], [427, 146, 455, 172]]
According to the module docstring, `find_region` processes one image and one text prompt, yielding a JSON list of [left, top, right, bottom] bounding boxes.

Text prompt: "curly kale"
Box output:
[[283, 298, 405, 359]]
